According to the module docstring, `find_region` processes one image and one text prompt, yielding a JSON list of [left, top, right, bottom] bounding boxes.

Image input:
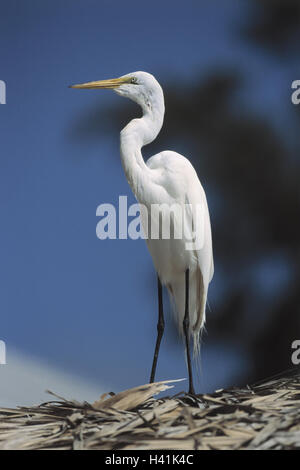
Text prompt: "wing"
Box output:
[[147, 150, 214, 283], [185, 177, 214, 285]]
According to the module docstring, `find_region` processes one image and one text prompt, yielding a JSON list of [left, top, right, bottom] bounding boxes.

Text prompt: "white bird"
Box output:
[[71, 72, 214, 394]]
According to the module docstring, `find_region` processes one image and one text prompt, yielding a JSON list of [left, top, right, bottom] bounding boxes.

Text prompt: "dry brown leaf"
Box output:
[[92, 379, 184, 411]]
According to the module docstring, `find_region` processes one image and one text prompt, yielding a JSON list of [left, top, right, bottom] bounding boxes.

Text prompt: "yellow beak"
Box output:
[[69, 76, 131, 89]]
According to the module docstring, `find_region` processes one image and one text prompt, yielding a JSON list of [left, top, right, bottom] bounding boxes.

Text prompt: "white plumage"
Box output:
[[117, 72, 214, 355], [71, 71, 214, 393], [143, 150, 214, 356]]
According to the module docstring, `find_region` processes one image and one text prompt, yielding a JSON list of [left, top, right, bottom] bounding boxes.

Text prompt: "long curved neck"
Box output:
[[120, 98, 164, 200]]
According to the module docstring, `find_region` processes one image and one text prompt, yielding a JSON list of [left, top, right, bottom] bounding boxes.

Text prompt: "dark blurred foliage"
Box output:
[[78, 0, 300, 385], [242, 0, 300, 55]]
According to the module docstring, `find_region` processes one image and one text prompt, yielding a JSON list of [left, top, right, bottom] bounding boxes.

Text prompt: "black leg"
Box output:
[[149, 276, 165, 383], [183, 268, 195, 395]]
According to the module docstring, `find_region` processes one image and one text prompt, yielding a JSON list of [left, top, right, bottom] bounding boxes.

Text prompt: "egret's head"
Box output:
[[70, 71, 164, 113]]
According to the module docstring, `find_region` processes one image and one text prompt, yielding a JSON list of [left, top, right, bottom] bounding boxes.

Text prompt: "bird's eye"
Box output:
[[131, 77, 138, 84]]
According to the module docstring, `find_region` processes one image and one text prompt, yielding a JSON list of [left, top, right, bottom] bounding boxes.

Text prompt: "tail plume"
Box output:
[[167, 267, 207, 358]]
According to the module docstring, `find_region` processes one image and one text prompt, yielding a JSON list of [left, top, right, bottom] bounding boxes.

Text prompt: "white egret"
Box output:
[[71, 72, 214, 394]]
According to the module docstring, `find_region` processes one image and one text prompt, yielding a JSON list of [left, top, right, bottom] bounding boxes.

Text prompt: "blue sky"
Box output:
[[0, 0, 294, 400]]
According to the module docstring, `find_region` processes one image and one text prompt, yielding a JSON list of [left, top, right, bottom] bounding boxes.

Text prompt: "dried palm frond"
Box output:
[[0, 369, 299, 450]]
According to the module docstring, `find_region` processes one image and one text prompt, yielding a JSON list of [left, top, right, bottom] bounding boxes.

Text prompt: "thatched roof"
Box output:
[[0, 368, 300, 450]]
